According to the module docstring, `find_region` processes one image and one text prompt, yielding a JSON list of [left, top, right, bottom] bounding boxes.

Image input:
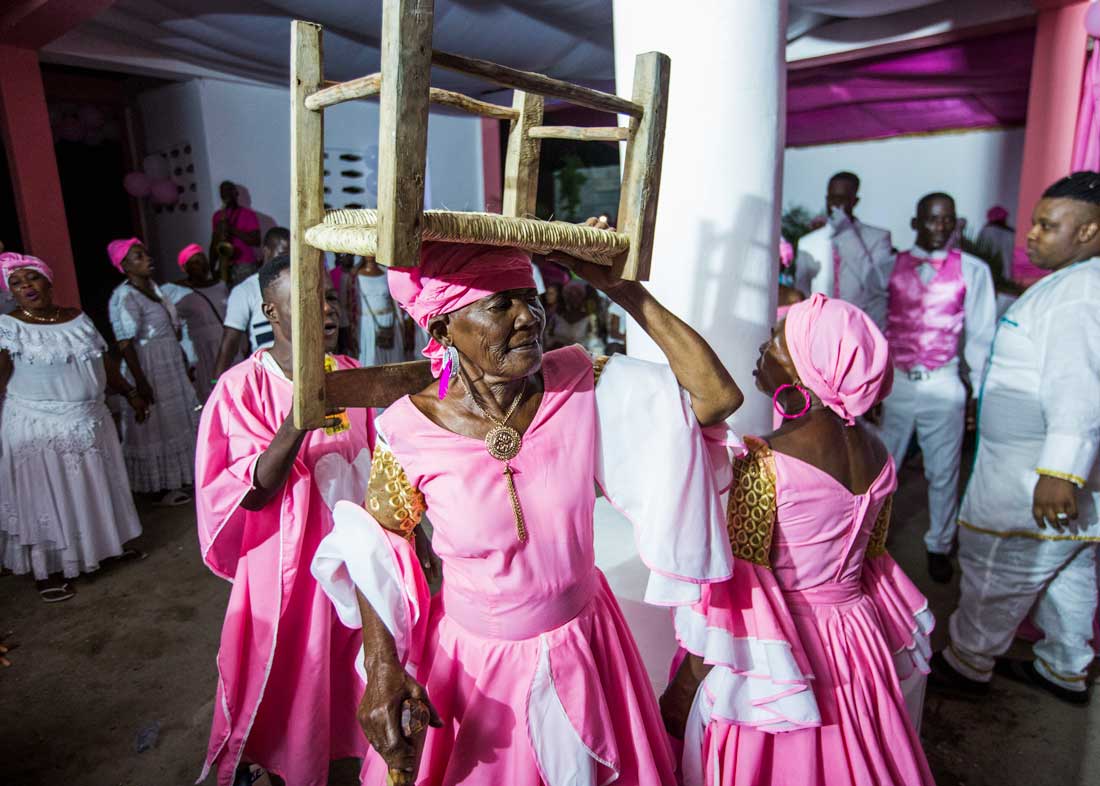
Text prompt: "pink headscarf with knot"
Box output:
[[388, 242, 537, 376], [779, 238, 794, 268], [783, 293, 892, 425], [0, 253, 53, 291], [107, 237, 143, 273], [986, 205, 1009, 223], [177, 243, 204, 269]]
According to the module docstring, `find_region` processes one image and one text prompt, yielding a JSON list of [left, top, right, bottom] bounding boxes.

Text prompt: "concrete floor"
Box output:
[[2, 466, 1098, 786]]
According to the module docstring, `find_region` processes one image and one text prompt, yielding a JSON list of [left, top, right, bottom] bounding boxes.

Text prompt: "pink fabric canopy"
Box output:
[[788, 28, 1035, 147]]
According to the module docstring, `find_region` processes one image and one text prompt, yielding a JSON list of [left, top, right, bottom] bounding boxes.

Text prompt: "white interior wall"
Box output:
[[782, 127, 1026, 247], [138, 78, 484, 280]]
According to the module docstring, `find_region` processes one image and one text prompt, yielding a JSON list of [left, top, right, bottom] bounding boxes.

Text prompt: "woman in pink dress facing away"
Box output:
[[662, 293, 936, 786], [312, 222, 744, 786]]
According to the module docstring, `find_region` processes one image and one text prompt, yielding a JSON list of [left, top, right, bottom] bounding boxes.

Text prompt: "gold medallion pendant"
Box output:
[[485, 424, 522, 461]]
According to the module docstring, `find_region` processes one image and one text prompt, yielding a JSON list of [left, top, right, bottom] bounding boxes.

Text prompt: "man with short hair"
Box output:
[[796, 171, 894, 327], [196, 255, 373, 785], [879, 192, 996, 582], [934, 172, 1100, 706], [210, 180, 262, 285], [213, 226, 289, 380]]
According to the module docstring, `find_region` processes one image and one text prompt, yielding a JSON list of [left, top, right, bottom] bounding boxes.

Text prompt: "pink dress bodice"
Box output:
[[378, 348, 599, 640], [885, 248, 966, 371], [770, 450, 896, 596]]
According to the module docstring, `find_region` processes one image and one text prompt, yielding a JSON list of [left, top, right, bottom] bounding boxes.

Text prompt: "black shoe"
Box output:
[[928, 651, 990, 698], [927, 551, 954, 583], [994, 658, 1089, 706]]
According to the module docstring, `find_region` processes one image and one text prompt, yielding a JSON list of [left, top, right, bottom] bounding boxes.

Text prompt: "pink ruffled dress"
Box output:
[[677, 436, 935, 786], [314, 346, 735, 786]]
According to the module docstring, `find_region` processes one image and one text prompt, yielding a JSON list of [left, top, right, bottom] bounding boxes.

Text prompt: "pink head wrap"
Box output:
[[0, 253, 53, 291], [783, 293, 893, 425], [987, 205, 1009, 223], [107, 237, 143, 273], [388, 242, 537, 376], [779, 238, 794, 268], [177, 243, 205, 269]]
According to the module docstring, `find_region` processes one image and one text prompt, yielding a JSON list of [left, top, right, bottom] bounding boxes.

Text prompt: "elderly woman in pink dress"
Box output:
[[313, 227, 743, 785], [661, 293, 935, 786]]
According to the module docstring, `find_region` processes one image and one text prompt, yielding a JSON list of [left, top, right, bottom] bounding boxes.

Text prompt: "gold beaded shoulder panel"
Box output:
[[591, 353, 611, 386], [365, 439, 426, 540], [727, 438, 777, 569], [866, 495, 893, 559]]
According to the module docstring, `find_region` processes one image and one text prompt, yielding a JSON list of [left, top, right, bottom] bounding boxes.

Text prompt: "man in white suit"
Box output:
[[796, 171, 894, 328]]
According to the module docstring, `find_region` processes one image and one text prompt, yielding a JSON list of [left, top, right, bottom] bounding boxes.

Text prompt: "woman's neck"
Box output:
[[452, 364, 527, 420], [20, 300, 57, 316], [128, 274, 153, 290], [187, 275, 213, 288]]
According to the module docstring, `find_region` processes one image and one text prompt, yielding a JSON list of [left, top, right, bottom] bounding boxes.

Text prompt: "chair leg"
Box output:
[[502, 90, 544, 219]]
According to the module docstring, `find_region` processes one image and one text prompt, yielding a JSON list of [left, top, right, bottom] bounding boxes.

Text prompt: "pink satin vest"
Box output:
[[886, 249, 966, 371]]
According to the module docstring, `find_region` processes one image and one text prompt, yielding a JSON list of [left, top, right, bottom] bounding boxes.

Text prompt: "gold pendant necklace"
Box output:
[[460, 368, 529, 542], [19, 307, 62, 324]]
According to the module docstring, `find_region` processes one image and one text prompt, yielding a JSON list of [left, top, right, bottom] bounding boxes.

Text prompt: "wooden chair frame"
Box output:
[[289, 1, 669, 427]]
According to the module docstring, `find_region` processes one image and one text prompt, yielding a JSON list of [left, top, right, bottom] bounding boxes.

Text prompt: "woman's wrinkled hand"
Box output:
[[547, 216, 633, 295], [358, 659, 442, 775]]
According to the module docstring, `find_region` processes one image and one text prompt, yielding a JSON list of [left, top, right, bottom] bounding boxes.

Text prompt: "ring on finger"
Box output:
[[1056, 512, 1069, 520]]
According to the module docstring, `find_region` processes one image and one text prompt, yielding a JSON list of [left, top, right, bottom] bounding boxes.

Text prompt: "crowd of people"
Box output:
[[0, 169, 1097, 786]]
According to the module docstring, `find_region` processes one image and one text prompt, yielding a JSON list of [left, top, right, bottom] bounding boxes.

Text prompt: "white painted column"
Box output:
[[613, 0, 786, 436], [594, 1, 787, 694]]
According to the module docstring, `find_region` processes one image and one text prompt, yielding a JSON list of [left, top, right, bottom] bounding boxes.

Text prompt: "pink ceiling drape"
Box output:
[[1071, 44, 1100, 170]]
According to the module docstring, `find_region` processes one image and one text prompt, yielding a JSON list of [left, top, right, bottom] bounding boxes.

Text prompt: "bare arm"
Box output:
[[239, 412, 311, 510], [118, 340, 155, 404], [0, 349, 11, 409], [659, 652, 712, 739], [325, 361, 435, 410], [213, 327, 246, 380], [354, 589, 441, 775], [102, 352, 150, 423]]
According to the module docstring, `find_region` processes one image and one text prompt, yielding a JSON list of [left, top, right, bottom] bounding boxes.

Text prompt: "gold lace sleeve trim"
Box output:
[[866, 496, 892, 558], [592, 353, 611, 386], [727, 441, 777, 568], [365, 441, 426, 539]]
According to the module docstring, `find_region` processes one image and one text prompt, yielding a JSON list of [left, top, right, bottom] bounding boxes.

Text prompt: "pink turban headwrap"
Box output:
[[987, 205, 1009, 223], [177, 243, 205, 269], [0, 253, 53, 291], [783, 293, 893, 425], [388, 242, 537, 376], [779, 238, 794, 268], [107, 237, 143, 273]]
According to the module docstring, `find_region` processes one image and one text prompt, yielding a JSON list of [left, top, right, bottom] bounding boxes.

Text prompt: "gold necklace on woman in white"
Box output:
[[459, 367, 529, 542]]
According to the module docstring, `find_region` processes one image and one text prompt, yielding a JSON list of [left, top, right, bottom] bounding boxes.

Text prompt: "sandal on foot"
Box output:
[[994, 658, 1089, 706], [39, 584, 75, 603], [119, 547, 148, 562], [155, 489, 192, 507]]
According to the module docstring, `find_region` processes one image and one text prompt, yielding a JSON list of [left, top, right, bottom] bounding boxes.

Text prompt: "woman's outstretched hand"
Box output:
[[547, 216, 633, 296]]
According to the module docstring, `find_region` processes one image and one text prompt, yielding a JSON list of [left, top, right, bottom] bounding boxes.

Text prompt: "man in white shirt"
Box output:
[[879, 192, 996, 582], [796, 171, 894, 328], [933, 172, 1100, 706], [213, 226, 288, 379]]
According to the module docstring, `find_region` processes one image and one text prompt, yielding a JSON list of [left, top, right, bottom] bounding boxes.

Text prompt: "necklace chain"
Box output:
[[19, 306, 62, 323], [463, 376, 527, 428]]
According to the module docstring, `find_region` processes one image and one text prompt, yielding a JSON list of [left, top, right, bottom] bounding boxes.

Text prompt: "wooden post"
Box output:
[[290, 20, 327, 429], [376, 0, 434, 267], [501, 91, 543, 218], [616, 51, 670, 281]]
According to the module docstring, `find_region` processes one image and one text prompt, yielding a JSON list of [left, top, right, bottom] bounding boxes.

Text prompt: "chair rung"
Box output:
[[307, 77, 518, 121], [528, 126, 630, 142]]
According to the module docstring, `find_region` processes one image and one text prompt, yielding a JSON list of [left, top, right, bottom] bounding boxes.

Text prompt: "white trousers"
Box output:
[[946, 526, 1098, 691], [879, 368, 966, 554]]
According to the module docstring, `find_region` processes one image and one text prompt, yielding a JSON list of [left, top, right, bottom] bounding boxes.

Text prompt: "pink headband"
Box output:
[[388, 242, 537, 376], [0, 253, 53, 291], [987, 205, 1009, 223], [177, 243, 205, 269], [779, 238, 794, 268], [107, 237, 143, 273], [783, 293, 892, 425]]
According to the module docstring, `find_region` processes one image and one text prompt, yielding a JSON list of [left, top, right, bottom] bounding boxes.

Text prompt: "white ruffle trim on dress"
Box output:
[[0, 313, 106, 364]]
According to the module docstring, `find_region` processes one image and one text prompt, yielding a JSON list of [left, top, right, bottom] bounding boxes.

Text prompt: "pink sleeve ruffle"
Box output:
[[862, 553, 934, 681], [674, 559, 821, 732]]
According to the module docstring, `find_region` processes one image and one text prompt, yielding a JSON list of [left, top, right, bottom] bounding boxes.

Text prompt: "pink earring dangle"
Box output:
[[438, 344, 460, 400]]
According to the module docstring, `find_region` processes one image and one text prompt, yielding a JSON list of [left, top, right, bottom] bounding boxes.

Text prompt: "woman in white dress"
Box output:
[[356, 256, 407, 366], [0, 254, 147, 602], [160, 244, 228, 401], [106, 238, 200, 506]]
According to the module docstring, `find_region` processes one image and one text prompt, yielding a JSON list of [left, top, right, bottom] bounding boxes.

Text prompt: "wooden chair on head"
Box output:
[[289, 0, 670, 428]]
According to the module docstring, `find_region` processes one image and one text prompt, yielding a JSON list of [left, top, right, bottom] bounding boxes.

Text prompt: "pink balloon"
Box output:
[[123, 171, 151, 198], [1088, 3, 1100, 38], [150, 178, 180, 206]]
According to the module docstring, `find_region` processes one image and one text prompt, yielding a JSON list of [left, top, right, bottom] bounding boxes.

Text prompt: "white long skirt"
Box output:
[[119, 337, 200, 492], [0, 395, 143, 580]]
